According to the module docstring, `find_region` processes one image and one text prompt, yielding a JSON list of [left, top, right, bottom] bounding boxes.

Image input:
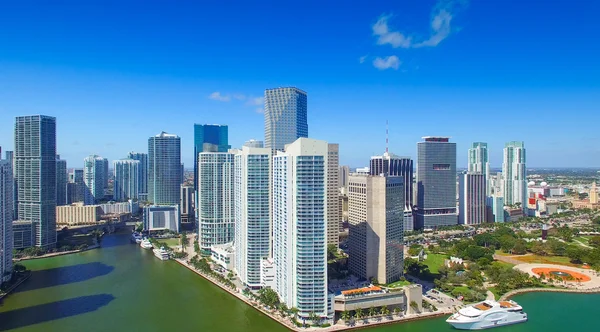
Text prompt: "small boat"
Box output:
[[153, 247, 170, 260], [140, 239, 153, 249], [131, 232, 143, 243], [447, 300, 527, 330]]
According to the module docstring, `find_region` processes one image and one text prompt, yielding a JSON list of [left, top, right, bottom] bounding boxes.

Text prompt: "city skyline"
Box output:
[[1, 1, 599, 168]]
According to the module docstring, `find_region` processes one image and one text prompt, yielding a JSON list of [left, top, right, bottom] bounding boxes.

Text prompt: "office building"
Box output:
[[243, 139, 264, 148], [272, 138, 330, 319], [143, 205, 180, 233], [193, 124, 230, 192], [347, 174, 404, 284], [4, 151, 16, 220], [67, 169, 85, 204], [113, 158, 140, 201], [416, 137, 457, 229], [233, 146, 271, 288], [486, 196, 505, 222], [369, 153, 413, 209], [56, 157, 68, 206], [1, 155, 14, 282], [339, 165, 350, 192], [468, 142, 491, 196], [180, 185, 194, 223], [83, 155, 106, 205], [127, 152, 148, 197], [102, 158, 109, 191], [14, 115, 57, 249], [458, 172, 486, 225], [148, 132, 181, 205], [197, 152, 234, 254], [327, 144, 340, 246], [56, 203, 102, 226], [503, 141, 527, 209], [264, 87, 308, 151], [99, 201, 139, 215]]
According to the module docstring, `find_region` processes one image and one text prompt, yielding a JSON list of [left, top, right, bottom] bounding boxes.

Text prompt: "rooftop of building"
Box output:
[[421, 136, 451, 142], [154, 131, 179, 138], [265, 87, 307, 94]]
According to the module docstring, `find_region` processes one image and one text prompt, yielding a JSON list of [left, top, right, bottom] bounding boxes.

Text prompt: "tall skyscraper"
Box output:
[[468, 142, 491, 195], [113, 158, 140, 201], [5, 151, 16, 220], [272, 138, 329, 320], [148, 132, 181, 206], [197, 152, 234, 254], [369, 152, 414, 209], [102, 157, 109, 191], [193, 124, 230, 192], [14, 115, 57, 249], [180, 185, 194, 223], [502, 141, 527, 208], [67, 169, 85, 204], [233, 146, 271, 288], [327, 143, 340, 246], [127, 152, 148, 197], [264, 87, 308, 151], [83, 155, 106, 205], [459, 172, 486, 225], [56, 157, 68, 206], [347, 174, 404, 284], [416, 137, 457, 229], [339, 165, 350, 191], [1, 154, 14, 282]]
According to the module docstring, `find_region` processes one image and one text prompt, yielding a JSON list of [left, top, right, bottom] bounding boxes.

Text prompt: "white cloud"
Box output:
[[413, 9, 453, 47], [208, 92, 231, 102], [246, 97, 264, 106], [255, 108, 264, 114], [359, 55, 368, 63], [372, 15, 413, 48], [373, 56, 401, 70], [233, 94, 246, 101]]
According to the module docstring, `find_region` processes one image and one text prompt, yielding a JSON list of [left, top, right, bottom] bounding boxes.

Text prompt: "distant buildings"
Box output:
[[233, 146, 271, 288], [148, 132, 181, 206], [12, 221, 34, 250], [180, 185, 194, 224], [101, 157, 109, 191], [272, 138, 329, 319], [502, 141, 527, 208], [347, 174, 404, 284], [67, 169, 85, 204], [415, 137, 457, 229], [83, 155, 106, 205], [264, 87, 308, 151], [127, 152, 148, 199], [197, 152, 234, 254], [4, 151, 16, 221], [99, 201, 139, 215], [327, 143, 340, 246], [339, 165, 350, 192], [193, 124, 230, 192], [458, 172, 486, 225], [14, 115, 57, 249], [143, 205, 180, 233], [113, 158, 140, 201], [56, 157, 68, 206], [243, 139, 264, 148], [468, 142, 490, 196], [56, 203, 102, 226], [1, 154, 14, 282]]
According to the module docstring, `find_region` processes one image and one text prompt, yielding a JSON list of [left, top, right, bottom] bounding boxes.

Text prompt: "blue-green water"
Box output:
[[1, 232, 598, 331]]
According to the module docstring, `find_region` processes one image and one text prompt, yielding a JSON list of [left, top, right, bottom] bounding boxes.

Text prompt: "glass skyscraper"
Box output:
[[148, 132, 181, 206], [233, 146, 271, 288], [113, 158, 140, 201], [370, 152, 414, 209], [14, 115, 57, 249], [83, 155, 106, 205], [272, 138, 329, 320], [197, 152, 234, 254], [416, 137, 457, 229], [502, 141, 527, 208], [264, 87, 308, 151], [468, 142, 490, 196], [56, 157, 68, 206], [193, 124, 229, 192], [1, 156, 14, 281], [128, 152, 148, 196]]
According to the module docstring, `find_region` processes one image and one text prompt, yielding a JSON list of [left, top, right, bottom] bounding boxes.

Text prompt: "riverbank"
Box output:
[[174, 258, 449, 331], [500, 285, 600, 301], [0, 271, 32, 300], [13, 244, 100, 262]]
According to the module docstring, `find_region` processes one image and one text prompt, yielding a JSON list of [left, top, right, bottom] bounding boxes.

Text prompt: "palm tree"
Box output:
[[355, 308, 363, 320], [308, 312, 319, 326], [393, 307, 400, 317], [410, 300, 419, 313], [381, 305, 390, 317], [290, 307, 299, 323], [368, 306, 376, 318], [341, 310, 350, 323]]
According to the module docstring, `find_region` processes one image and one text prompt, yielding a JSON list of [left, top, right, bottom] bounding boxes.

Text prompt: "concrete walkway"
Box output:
[[513, 263, 600, 290]]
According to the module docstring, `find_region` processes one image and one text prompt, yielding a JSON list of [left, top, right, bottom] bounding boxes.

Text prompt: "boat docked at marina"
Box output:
[[140, 239, 153, 249], [446, 300, 527, 330], [153, 247, 170, 260]]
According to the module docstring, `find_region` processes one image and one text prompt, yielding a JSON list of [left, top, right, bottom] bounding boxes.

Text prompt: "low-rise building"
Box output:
[[56, 203, 103, 226], [143, 205, 180, 233], [332, 284, 423, 318], [260, 257, 276, 289], [12, 221, 34, 249], [211, 242, 235, 271], [99, 200, 139, 215]]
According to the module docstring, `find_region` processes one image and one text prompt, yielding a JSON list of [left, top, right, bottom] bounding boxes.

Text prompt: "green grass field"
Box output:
[[160, 238, 181, 247], [574, 236, 591, 245], [386, 280, 412, 288], [423, 253, 447, 274], [513, 254, 577, 267]]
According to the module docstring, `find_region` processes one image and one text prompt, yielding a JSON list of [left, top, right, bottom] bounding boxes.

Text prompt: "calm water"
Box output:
[[1, 233, 598, 331]]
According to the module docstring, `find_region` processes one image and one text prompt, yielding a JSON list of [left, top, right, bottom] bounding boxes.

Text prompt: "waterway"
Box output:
[[1, 232, 598, 331]]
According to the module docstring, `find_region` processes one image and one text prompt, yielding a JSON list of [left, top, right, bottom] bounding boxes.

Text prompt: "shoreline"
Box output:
[[13, 244, 100, 262], [500, 286, 600, 301], [0, 271, 32, 300], [174, 258, 449, 331]]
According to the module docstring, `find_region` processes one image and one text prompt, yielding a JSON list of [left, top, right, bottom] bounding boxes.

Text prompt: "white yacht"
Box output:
[[447, 300, 527, 330], [131, 232, 143, 243], [153, 247, 170, 260], [140, 239, 153, 249]]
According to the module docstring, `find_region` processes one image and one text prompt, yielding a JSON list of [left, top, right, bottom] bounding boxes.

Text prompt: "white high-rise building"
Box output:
[[1, 156, 14, 282], [197, 152, 234, 255], [459, 172, 486, 225], [113, 158, 140, 201], [83, 155, 106, 205], [272, 138, 330, 320], [502, 142, 527, 209], [327, 143, 340, 246], [233, 146, 271, 288], [468, 142, 491, 196], [264, 87, 308, 151]]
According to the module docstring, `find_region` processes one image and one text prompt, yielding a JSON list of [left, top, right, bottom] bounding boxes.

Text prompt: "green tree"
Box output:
[[327, 244, 338, 260], [589, 236, 600, 248], [410, 301, 419, 313], [308, 312, 319, 326], [290, 307, 300, 322], [368, 306, 376, 317], [381, 305, 390, 317], [393, 307, 401, 316], [513, 239, 528, 255], [408, 244, 423, 256], [355, 308, 363, 319], [341, 310, 350, 322]]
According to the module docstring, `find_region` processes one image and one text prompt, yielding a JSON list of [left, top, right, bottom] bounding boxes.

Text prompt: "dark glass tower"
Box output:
[[14, 115, 57, 249], [148, 132, 181, 206], [193, 124, 229, 191], [416, 137, 457, 229], [369, 152, 413, 209]]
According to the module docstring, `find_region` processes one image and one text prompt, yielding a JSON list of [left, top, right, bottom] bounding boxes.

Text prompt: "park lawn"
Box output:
[[423, 253, 448, 274], [494, 249, 515, 257], [161, 238, 181, 247], [494, 260, 515, 268], [386, 280, 412, 288], [574, 236, 591, 245], [512, 254, 578, 267]]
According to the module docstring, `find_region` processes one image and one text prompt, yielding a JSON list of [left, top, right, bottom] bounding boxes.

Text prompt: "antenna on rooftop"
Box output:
[[385, 120, 389, 153]]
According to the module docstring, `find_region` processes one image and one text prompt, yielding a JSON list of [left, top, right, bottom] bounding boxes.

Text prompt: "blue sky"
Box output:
[[1, 0, 599, 168]]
